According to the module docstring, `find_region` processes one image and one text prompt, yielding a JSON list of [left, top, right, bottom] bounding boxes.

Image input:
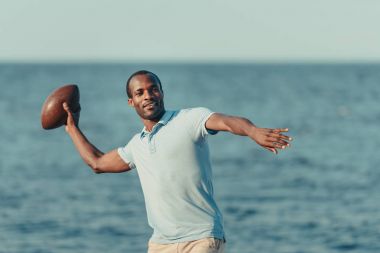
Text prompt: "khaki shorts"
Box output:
[[148, 237, 225, 253]]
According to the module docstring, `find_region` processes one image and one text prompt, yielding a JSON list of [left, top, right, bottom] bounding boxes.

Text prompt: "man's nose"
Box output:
[[143, 90, 153, 99]]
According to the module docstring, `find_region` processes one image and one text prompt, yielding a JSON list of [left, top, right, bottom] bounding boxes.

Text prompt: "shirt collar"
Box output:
[[140, 110, 174, 139]]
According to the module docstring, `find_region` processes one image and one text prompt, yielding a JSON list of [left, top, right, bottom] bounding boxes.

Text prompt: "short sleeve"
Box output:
[[185, 107, 218, 140], [117, 141, 136, 169]]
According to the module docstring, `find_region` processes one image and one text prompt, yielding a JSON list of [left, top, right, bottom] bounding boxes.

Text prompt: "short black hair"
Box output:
[[126, 70, 162, 98]]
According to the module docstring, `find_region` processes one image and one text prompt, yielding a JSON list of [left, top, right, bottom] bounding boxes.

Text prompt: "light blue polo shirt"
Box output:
[[118, 107, 225, 244]]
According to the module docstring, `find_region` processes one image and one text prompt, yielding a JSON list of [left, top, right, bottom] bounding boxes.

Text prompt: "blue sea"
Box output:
[[0, 63, 379, 253]]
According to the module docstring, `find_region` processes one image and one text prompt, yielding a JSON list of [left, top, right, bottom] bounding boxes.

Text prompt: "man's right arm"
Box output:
[[63, 103, 131, 174]]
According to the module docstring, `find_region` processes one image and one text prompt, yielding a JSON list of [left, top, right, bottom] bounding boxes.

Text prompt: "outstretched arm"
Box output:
[[63, 103, 131, 173], [205, 113, 292, 154]]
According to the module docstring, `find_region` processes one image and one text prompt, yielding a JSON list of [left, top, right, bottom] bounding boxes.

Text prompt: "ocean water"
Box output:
[[0, 63, 379, 253]]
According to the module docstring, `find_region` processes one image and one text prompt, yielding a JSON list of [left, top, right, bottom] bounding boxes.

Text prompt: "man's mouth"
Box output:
[[143, 101, 157, 109]]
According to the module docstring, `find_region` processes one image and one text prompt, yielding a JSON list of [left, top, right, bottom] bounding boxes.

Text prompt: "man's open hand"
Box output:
[[249, 127, 292, 154]]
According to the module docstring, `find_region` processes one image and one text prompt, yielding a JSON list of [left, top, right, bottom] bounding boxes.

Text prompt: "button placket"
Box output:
[[148, 134, 156, 153], [148, 126, 160, 154]]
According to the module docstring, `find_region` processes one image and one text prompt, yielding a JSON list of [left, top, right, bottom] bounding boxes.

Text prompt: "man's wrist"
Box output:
[[66, 124, 79, 135], [247, 125, 258, 139]]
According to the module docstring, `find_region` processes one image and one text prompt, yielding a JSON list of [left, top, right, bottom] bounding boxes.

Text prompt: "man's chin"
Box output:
[[142, 109, 164, 121]]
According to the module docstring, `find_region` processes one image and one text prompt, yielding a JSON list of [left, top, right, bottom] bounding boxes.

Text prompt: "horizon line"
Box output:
[[1, 59, 380, 65]]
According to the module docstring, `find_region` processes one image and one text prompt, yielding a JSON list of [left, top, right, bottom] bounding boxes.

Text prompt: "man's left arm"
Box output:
[[205, 113, 292, 154]]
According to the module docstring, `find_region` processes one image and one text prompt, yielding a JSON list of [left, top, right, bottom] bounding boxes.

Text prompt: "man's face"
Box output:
[[128, 74, 165, 121]]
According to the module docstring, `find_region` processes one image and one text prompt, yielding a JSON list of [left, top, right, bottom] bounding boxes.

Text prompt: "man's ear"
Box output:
[[128, 98, 134, 107]]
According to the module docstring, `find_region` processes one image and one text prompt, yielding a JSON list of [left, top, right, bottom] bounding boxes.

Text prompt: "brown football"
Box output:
[[41, 84, 80, 130]]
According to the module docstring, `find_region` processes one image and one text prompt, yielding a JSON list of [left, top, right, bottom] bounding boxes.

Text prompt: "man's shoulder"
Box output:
[[169, 107, 215, 128], [168, 108, 212, 123], [172, 107, 217, 137], [176, 107, 213, 116]]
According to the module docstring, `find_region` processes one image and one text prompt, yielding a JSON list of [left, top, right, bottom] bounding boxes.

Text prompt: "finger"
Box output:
[[266, 137, 290, 147], [272, 128, 289, 133], [266, 141, 288, 150], [268, 136, 291, 145], [277, 134, 292, 141], [264, 146, 277, 154], [268, 133, 292, 141], [62, 102, 71, 113], [275, 143, 287, 149]]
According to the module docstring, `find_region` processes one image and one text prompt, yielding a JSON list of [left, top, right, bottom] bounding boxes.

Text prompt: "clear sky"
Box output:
[[1, 0, 380, 62]]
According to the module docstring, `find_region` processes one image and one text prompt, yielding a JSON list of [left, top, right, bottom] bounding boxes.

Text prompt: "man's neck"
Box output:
[[142, 110, 166, 132]]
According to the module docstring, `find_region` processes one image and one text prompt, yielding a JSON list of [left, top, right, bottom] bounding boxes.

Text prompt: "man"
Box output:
[[63, 70, 292, 253]]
